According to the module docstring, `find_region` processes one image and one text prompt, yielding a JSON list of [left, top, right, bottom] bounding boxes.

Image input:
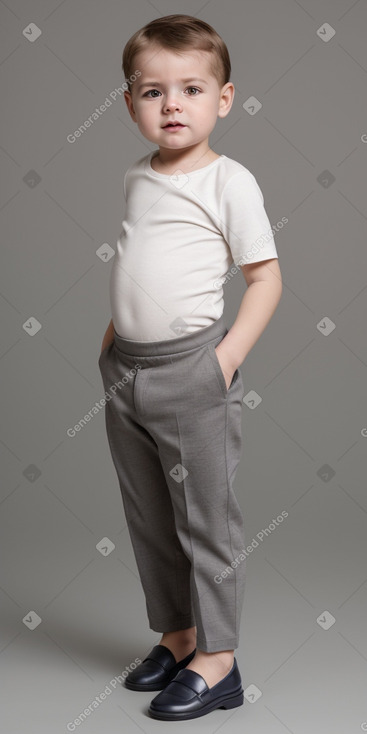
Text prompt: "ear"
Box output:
[[217, 82, 235, 119], [124, 91, 137, 122]]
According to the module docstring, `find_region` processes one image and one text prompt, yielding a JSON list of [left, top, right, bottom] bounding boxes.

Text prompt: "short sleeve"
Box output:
[[219, 169, 278, 266]]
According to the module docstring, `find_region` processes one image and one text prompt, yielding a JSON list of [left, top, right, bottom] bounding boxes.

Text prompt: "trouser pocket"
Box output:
[[98, 340, 114, 369], [206, 338, 240, 399]]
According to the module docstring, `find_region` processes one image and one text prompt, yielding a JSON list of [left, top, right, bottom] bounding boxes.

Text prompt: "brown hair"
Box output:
[[122, 14, 231, 94]]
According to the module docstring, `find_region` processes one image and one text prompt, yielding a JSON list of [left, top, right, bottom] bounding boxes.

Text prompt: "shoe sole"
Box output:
[[148, 688, 244, 720]]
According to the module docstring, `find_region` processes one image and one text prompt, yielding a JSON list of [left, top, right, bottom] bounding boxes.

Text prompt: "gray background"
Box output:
[[1, 0, 367, 732]]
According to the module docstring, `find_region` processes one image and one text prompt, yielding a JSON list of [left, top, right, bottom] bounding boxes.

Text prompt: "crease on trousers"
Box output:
[[98, 313, 246, 653]]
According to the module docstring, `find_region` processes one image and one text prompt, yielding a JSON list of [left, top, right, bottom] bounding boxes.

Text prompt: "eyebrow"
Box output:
[[137, 78, 208, 91]]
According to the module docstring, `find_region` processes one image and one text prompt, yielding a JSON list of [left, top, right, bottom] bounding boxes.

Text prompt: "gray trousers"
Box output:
[[98, 313, 246, 653]]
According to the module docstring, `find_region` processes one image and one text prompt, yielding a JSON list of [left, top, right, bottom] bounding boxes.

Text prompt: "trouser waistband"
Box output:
[[113, 314, 228, 357]]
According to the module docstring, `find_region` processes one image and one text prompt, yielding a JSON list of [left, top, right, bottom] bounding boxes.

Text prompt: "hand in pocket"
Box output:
[[214, 345, 236, 391], [99, 339, 114, 356], [99, 339, 114, 359]]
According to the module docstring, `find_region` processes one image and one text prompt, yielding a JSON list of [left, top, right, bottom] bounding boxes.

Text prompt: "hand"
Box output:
[[214, 344, 238, 391], [100, 320, 115, 357], [100, 338, 114, 357]]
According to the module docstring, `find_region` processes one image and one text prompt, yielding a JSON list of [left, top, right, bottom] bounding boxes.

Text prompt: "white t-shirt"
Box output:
[[109, 150, 278, 341]]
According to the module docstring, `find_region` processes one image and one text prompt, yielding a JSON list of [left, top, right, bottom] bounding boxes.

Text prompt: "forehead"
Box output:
[[134, 44, 215, 81]]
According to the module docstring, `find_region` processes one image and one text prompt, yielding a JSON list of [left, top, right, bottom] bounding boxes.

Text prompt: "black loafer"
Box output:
[[148, 657, 244, 720], [124, 644, 196, 691]]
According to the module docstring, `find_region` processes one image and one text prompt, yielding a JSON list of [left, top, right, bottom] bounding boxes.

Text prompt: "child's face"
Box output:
[[124, 44, 233, 152]]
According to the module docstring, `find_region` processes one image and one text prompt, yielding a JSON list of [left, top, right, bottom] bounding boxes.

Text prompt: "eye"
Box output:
[[142, 86, 201, 98], [143, 89, 161, 98]]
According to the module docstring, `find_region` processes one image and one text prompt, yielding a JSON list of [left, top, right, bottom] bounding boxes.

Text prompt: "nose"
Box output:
[[164, 93, 183, 113], [165, 102, 182, 113]]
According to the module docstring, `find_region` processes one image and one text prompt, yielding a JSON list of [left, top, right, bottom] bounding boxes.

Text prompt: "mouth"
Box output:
[[162, 122, 186, 130]]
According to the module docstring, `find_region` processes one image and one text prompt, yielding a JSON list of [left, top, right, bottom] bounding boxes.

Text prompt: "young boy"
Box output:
[[98, 14, 282, 721]]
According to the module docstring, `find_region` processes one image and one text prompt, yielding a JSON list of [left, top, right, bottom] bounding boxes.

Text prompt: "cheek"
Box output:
[[137, 106, 157, 124], [198, 106, 217, 128]]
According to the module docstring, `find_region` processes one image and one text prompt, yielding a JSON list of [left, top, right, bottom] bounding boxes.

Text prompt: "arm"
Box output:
[[101, 318, 115, 354], [215, 258, 282, 388]]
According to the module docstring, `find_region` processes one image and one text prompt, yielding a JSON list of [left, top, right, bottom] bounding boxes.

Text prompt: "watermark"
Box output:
[[241, 218, 288, 262], [67, 71, 141, 143], [213, 217, 288, 290], [214, 511, 288, 583], [66, 364, 140, 437], [66, 658, 142, 731]]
